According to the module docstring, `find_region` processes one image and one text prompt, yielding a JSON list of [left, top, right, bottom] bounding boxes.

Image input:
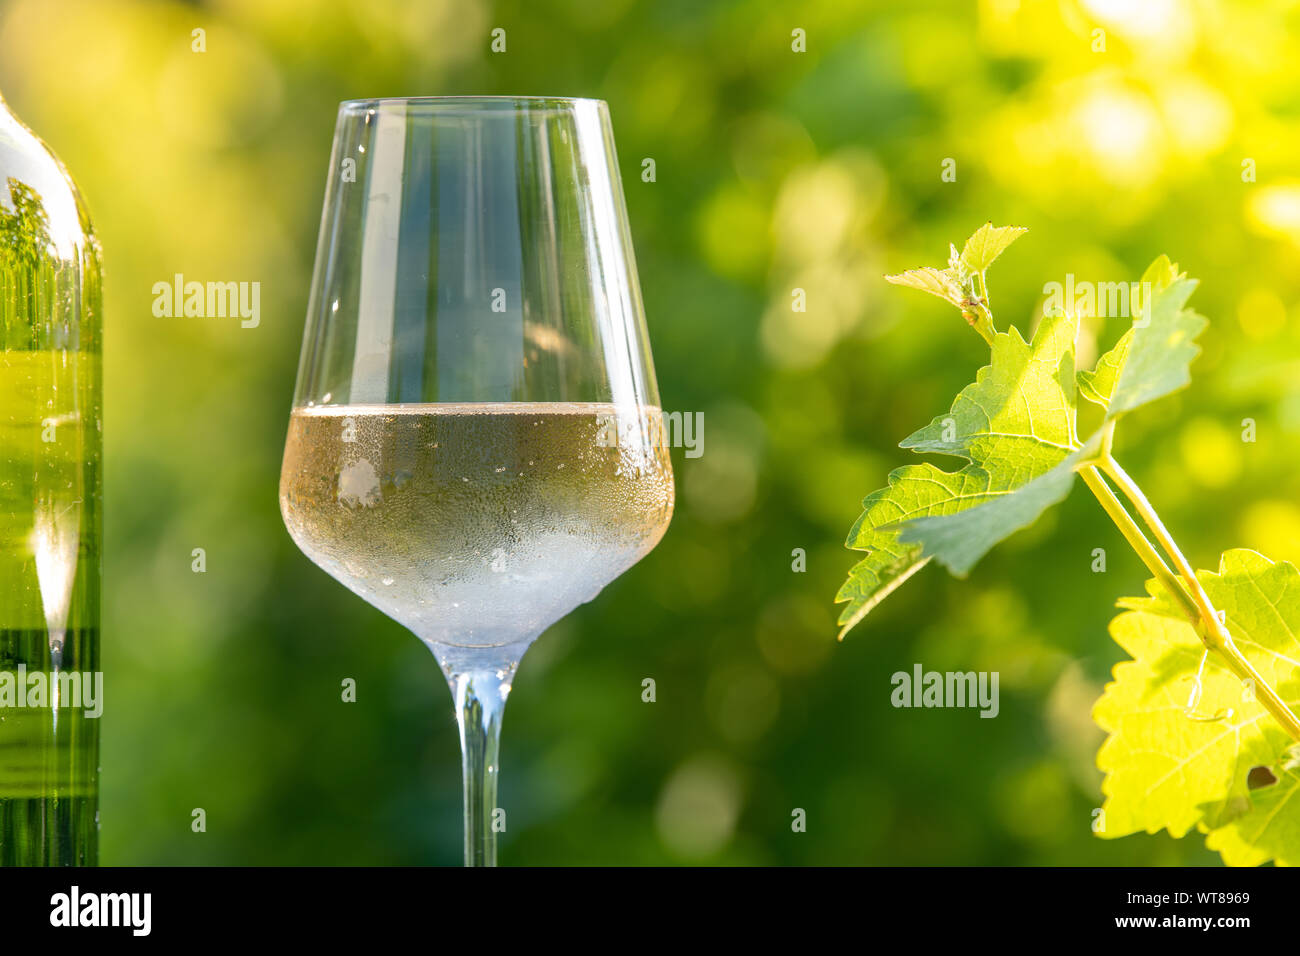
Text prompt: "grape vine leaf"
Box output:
[[884, 223, 1027, 305], [838, 243, 1210, 639], [892, 439, 1099, 577], [959, 222, 1028, 274], [1203, 756, 1300, 866], [835, 308, 1083, 634], [890, 304, 1112, 577], [892, 258, 1211, 578], [1075, 255, 1176, 407], [1095, 549, 1300, 864], [883, 265, 965, 306], [1077, 256, 1207, 419]]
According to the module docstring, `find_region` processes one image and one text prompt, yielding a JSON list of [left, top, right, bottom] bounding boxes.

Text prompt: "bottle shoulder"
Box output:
[[0, 104, 98, 260]]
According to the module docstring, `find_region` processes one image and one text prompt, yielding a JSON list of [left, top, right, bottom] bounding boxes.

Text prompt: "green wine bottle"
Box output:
[[0, 91, 102, 865]]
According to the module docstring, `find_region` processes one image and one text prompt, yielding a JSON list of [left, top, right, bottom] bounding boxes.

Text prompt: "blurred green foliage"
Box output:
[[2, 0, 1298, 864]]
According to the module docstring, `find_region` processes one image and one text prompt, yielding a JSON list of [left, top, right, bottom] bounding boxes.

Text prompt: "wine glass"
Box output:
[[279, 96, 674, 866]]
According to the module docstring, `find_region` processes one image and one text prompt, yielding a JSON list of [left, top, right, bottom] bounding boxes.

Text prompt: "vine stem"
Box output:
[[1077, 465, 1197, 621], [1095, 455, 1300, 743], [961, 272, 997, 346]]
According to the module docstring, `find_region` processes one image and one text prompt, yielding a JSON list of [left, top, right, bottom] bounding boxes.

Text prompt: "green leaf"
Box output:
[[836, 309, 1084, 632], [883, 266, 964, 305], [832, 475, 939, 637], [892, 307, 1101, 577], [895, 437, 1099, 576], [1204, 757, 1300, 866], [959, 222, 1028, 274], [1095, 550, 1300, 863], [900, 305, 1078, 464], [1075, 329, 1130, 408], [1077, 257, 1207, 418], [1138, 252, 1182, 294], [882, 225, 1026, 347]]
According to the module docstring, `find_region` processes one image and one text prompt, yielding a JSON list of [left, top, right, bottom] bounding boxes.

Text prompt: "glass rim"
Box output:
[[338, 95, 607, 112]]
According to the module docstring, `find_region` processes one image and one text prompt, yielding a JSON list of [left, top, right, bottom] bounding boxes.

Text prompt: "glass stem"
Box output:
[[438, 642, 527, 867]]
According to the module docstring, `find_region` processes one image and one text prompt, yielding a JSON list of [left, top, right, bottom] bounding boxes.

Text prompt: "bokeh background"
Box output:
[[1, 0, 1298, 865]]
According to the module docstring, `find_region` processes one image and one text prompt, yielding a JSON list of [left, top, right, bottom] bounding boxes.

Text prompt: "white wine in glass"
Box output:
[[280, 98, 673, 865]]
